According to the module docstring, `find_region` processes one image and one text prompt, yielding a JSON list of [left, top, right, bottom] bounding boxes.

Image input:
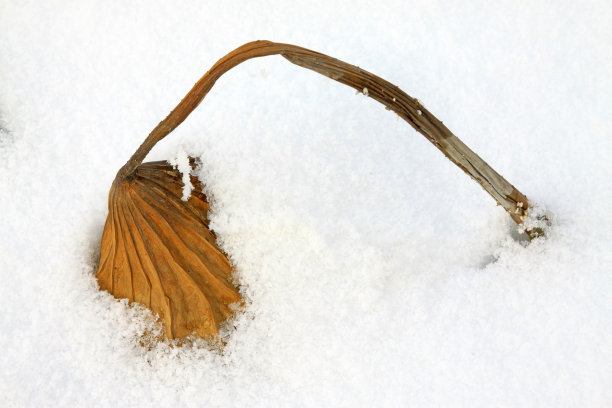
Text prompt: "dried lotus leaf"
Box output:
[[96, 41, 539, 343], [96, 160, 241, 339]]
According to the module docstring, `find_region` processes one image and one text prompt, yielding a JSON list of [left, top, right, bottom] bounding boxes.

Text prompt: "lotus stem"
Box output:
[[117, 40, 539, 236]]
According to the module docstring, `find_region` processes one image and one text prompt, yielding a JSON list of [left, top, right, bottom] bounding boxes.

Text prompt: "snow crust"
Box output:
[[168, 147, 194, 201], [1, 1, 611, 407]]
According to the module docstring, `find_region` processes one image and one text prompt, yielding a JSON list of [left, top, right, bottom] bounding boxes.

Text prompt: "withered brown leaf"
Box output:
[[96, 161, 241, 339]]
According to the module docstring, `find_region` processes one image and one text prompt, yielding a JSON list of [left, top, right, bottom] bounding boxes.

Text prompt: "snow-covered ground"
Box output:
[[1, 1, 611, 407]]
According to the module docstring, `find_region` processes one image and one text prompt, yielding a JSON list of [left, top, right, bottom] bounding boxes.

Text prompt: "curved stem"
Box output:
[[117, 40, 531, 227]]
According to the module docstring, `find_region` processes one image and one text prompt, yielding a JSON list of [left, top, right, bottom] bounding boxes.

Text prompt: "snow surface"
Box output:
[[1, 1, 611, 407], [169, 147, 195, 201]]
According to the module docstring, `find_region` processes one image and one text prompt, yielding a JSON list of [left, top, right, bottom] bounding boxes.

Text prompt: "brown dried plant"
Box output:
[[97, 41, 540, 341]]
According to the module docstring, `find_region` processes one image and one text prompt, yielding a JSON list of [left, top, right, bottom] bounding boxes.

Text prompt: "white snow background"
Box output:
[[1, 1, 611, 407]]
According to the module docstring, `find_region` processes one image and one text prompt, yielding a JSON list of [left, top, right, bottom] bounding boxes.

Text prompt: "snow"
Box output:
[[169, 147, 194, 201], [1, 1, 611, 407]]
